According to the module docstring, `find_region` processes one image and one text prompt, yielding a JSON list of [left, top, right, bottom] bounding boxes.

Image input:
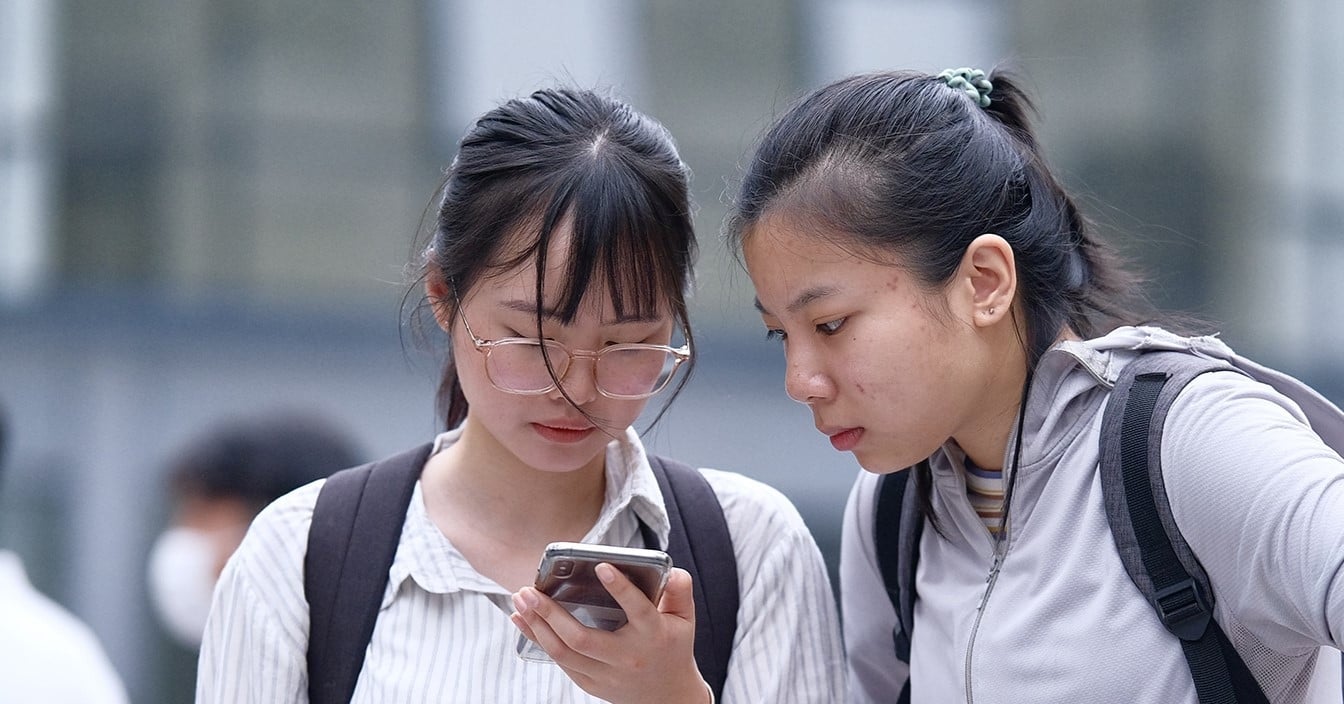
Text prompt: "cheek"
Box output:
[[589, 398, 650, 431], [843, 345, 959, 441], [453, 340, 499, 396], [846, 361, 903, 401]]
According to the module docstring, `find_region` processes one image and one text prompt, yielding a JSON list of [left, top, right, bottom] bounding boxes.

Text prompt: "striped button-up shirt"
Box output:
[[197, 428, 845, 702]]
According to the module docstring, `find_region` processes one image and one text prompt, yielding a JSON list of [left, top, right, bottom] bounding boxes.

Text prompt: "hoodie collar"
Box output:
[[928, 326, 1219, 548]]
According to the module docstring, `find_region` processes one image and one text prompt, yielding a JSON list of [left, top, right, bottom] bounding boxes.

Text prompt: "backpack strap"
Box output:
[[647, 454, 740, 704], [1099, 351, 1269, 704], [304, 443, 431, 704], [874, 463, 924, 704], [304, 447, 739, 704]]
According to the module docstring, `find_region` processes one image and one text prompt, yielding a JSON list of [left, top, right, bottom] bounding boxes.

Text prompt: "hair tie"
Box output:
[[938, 67, 993, 108]]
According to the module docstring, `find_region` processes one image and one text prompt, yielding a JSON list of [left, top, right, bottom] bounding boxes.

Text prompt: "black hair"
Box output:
[[727, 68, 1156, 526], [419, 87, 698, 429], [167, 412, 362, 513], [728, 69, 1150, 364]]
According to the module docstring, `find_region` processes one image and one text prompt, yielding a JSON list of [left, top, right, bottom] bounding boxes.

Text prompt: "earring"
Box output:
[[987, 307, 996, 316]]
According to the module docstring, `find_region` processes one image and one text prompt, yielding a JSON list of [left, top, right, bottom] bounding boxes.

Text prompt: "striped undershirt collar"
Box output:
[[963, 458, 1005, 537]]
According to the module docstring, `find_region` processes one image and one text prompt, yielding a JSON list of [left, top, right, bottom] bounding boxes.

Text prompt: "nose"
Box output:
[[783, 349, 834, 405], [552, 356, 600, 406]]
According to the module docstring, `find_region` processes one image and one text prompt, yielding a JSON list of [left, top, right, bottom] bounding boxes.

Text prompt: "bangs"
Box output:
[[500, 151, 695, 324]]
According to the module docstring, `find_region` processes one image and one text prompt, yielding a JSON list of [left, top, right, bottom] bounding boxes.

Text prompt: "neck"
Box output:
[[956, 360, 1027, 471], [422, 419, 609, 548], [952, 315, 1037, 471], [954, 322, 1081, 470]]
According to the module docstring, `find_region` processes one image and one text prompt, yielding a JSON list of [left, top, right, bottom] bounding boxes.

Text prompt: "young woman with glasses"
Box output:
[[196, 87, 844, 703]]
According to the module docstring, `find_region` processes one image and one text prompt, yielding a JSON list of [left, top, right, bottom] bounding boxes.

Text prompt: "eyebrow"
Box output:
[[753, 285, 840, 316], [499, 299, 664, 325]]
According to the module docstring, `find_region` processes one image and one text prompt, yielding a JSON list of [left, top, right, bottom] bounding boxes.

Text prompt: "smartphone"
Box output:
[[516, 541, 673, 662]]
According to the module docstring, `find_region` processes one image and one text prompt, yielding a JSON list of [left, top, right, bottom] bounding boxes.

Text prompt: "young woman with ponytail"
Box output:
[[727, 68, 1344, 703]]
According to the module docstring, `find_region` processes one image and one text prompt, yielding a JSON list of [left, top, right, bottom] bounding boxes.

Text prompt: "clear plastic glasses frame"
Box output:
[[456, 305, 691, 400]]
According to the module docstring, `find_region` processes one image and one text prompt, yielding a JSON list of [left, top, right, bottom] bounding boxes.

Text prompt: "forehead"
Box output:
[[743, 212, 894, 279], [480, 220, 573, 287], [472, 222, 671, 322], [744, 213, 915, 315], [745, 218, 856, 265]]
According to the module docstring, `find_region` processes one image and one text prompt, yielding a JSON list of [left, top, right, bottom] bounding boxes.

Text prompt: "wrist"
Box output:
[[667, 674, 712, 704]]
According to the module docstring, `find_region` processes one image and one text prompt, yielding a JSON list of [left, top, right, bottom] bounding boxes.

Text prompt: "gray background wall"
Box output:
[[2, 1, 1342, 701]]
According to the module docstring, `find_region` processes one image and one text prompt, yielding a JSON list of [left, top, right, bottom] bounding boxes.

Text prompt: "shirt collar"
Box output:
[[597, 427, 671, 548], [384, 426, 671, 605]]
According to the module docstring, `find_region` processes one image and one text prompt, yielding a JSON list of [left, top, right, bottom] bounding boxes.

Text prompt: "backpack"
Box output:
[[303, 443, 739, 704], [875, 349, 1344, 704]]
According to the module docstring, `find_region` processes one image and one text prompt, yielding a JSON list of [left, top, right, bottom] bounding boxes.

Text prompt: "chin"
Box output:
[[519, 439, 611, 474], [859, 461, 907, 475], [854, 449, 915, 475]]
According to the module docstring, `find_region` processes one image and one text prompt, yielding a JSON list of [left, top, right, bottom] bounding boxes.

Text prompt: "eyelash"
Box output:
[[818, 318, 846, 335], [763, 317, 847, 342]]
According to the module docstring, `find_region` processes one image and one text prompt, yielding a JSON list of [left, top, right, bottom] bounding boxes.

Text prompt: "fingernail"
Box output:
[[521, 588, 540, 608], [512, 592, 528, 613], [596, 563, 615, 583]]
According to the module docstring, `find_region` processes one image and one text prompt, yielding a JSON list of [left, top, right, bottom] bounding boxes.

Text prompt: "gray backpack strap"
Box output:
[[1099, 351, 1268, 704]]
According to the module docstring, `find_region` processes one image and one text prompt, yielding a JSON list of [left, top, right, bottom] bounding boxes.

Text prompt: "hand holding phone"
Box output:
[[511, 544, 711, 702], [515, 542, 671, 662]]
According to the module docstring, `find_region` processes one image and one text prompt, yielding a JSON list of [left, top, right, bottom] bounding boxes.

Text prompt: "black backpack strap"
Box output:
[[647, 455, 740, 704], [304, 443, 432, 704], [875, 464, 924, 704], [1099, 352, 1268, 704]]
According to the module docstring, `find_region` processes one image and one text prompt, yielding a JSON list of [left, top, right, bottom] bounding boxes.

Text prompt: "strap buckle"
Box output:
[[1153, 577, 1212, 641]]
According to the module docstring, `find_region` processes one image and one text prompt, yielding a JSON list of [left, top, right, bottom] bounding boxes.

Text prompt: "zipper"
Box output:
[[964, 525, 1009, 703], [963, 370, 1030, 703]]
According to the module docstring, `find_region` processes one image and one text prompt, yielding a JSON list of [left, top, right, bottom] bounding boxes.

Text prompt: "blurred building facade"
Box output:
[[1, 1, 1341, 700]]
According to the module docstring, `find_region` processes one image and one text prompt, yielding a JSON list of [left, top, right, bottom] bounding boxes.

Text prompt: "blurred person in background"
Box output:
[[197, 86, 844, 703], [729, 67, 1344, 703], [147, 410, 362, 649], [0, 402, 131, 703]]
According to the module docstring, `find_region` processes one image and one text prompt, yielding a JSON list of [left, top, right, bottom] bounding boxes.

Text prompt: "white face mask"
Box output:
[[147, 527, 219, 648]]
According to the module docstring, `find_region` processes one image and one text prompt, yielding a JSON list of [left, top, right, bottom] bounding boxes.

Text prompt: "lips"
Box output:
[[821, 426, 864, 452], [532, 422, 598, 444]]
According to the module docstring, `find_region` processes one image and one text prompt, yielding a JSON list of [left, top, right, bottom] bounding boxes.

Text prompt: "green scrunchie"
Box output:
[[938, 67, 993, 108]]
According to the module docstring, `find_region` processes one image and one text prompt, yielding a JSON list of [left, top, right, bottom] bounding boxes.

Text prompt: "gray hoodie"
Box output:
[[842, 326, 1344, 703]]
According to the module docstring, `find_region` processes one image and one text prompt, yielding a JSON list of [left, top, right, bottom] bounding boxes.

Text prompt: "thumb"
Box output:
[[657, 567, 696, 623]]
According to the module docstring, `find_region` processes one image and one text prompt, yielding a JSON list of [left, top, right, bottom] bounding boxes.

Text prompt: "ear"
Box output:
[[955, 234, 1016, 328], [424, 270, 456, 334]]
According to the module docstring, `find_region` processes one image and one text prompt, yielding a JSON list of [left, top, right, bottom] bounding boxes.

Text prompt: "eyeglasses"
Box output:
[[455, 303, 691, 400]]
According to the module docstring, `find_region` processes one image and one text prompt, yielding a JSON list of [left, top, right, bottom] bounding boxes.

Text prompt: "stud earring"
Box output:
[[987, 307, 996, 316]]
